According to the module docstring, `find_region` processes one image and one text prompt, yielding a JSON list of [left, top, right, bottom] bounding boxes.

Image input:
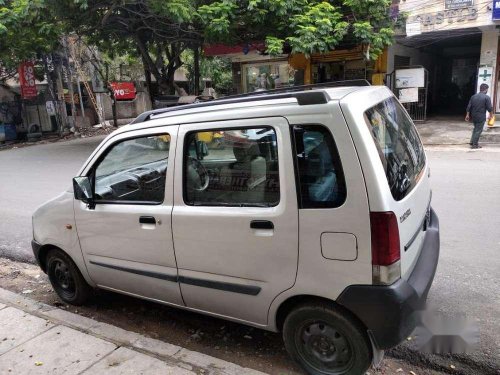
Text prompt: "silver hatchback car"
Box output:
[[32, 82, 439, 375]]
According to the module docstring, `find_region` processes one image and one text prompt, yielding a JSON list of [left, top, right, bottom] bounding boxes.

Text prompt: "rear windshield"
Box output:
[[364, 97, 426, 201]]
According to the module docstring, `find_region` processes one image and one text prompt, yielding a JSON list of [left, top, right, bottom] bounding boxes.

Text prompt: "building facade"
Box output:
[[388, 0, 500, 118]]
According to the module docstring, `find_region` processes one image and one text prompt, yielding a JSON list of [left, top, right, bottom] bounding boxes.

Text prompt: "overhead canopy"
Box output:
[[396, 27, 482, 49]]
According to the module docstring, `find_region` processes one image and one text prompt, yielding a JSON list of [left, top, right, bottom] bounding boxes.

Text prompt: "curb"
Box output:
[[0, 287, 266, 375]]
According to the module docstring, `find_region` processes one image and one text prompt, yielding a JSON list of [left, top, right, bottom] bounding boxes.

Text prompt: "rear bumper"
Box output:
[[337, 208, 440, 350]]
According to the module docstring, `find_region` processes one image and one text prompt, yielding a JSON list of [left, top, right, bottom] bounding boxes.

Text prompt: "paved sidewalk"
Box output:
[[416, 119, 500, 145], [0, 288, 266, 375]]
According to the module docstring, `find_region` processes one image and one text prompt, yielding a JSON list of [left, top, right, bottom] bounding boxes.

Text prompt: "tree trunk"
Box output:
[[194, 45, 200, 95], [166, 69, 175, 95], [144, 67, 154, 106]]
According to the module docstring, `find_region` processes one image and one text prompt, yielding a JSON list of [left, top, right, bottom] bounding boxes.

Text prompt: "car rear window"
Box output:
[[364, 97, 426, 201]]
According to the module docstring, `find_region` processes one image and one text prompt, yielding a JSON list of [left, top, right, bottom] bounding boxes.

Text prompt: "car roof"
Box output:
[[130, 81, 374, 124], [115, 82, 390, 137]]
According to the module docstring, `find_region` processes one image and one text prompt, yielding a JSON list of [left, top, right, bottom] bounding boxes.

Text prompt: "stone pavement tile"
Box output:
[[173, 349, 267, 375], [0, 307, 54, 355], [0, 325, 116, 375], [82, 347, 195, 375], [44, 308, 98, 330]]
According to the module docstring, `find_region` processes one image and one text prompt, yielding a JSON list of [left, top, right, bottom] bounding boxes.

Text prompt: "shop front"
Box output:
[[391, 0, 500, 119], [310, 47, 378, 83], [242, 60, 300, 92]]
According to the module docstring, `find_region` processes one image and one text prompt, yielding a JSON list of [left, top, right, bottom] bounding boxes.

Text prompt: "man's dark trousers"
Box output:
[[470, 121, 484, 146]]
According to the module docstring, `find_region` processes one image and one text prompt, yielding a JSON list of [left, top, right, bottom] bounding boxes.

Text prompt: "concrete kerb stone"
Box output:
[[82, 347, 196, 375], [0, 287, 53, 313], [0, 288, 268, 375], [173, 349, 267, 375]]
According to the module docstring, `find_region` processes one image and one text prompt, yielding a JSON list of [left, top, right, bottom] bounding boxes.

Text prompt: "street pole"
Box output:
[[62, 36, 77, 130], [55, 59, 69, 135]]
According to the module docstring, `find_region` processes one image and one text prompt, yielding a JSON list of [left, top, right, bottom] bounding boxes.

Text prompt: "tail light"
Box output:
[[370, 211, 401, 285]]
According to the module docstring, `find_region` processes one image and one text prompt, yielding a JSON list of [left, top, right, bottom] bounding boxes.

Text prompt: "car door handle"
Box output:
[[250, 220, 274, 230], [139, 216, 156, 225]]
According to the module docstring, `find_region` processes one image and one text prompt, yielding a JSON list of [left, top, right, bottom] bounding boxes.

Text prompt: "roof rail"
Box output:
[[131, 79, 370, 124], [221, 79, 371, 100]]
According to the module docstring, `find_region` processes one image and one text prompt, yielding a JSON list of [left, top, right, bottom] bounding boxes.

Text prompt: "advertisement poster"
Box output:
[[395, 68, 425, 89], [110, 82, 136, 100], [18, 62, 38, 99], [399, 88, 419, 103]]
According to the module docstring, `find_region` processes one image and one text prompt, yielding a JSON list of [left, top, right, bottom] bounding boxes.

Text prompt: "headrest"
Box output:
[[233, 143, 260, 162]]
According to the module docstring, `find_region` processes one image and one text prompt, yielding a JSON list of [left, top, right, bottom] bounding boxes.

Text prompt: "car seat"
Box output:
[[222, 142, 267, 204]]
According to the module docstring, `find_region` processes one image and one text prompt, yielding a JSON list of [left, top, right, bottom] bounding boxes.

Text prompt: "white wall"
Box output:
[[401, 0, 497, 32]]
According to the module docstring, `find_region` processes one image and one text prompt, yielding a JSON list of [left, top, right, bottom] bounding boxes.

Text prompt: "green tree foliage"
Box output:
[[48, 0, 203, 95], [1, 0, 396, 88], [183, 51, 233, 94], [199, 0, 395, 60], [0, 0, 62, 80]]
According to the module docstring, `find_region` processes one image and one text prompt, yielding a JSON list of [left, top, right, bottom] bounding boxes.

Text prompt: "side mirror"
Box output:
[[73, 177, 94, 208]]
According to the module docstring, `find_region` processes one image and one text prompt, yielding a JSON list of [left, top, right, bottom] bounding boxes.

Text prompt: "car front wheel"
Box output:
[[46, 249, 92, 305], [283, 302, 371, 375]]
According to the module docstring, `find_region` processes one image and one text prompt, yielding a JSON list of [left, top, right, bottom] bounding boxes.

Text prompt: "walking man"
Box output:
[[465, 83, 493, 149]]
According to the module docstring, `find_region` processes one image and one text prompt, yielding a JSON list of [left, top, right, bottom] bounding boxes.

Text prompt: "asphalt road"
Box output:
[[0, 136, 107, 262], [0, 137, 499, 373]]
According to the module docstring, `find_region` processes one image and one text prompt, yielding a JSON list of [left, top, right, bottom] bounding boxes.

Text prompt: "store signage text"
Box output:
[[110, 82, 136, 100], [445, 0, 473, 9], [414, 7, 478, 27], [493, 1, 500, 20], [18, 62, 37, 99]]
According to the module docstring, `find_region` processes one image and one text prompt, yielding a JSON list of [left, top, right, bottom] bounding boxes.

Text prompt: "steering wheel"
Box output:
[[188, 157, 210, 191]]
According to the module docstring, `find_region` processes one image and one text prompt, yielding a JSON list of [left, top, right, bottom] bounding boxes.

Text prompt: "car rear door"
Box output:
[[172, 117, 298, 326], [362, 96, 431, 278]]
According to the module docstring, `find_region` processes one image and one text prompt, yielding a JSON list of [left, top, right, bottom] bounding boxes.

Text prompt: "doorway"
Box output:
[[423, 33, 481, 117]]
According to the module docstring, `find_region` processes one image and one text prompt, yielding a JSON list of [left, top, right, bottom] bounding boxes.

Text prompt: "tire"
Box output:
[[46, 249, 92, 305], [283, 302, 372, 375]]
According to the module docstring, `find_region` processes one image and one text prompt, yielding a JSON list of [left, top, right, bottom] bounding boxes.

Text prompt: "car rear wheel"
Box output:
[[46, 249, 92, 305], [283, 303, 371, 375]]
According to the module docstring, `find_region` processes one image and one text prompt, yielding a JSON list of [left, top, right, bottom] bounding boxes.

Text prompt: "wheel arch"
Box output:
[[37, 244, 94, 288], [274, 294, 369, 334], [37, 244, 63, 273]]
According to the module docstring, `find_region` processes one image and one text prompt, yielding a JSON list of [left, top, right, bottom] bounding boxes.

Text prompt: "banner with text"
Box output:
[[18, 62, 38, 99], [493, 0, 500, 20], [110, 82, 136, 100]]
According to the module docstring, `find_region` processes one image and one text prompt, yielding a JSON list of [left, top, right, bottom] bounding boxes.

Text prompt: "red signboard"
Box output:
[[110, 82, 136, 100], [18, 62, 38, 99]]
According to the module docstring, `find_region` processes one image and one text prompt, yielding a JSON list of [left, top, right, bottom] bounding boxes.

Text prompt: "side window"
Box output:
[[184, 127, 280, 207], [93, 134, 170, 204], [293, 125, 346, 208]]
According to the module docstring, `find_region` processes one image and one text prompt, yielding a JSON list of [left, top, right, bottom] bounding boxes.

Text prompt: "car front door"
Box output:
[[74, 126, 183, 305], [172, 117, 298, 325]]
